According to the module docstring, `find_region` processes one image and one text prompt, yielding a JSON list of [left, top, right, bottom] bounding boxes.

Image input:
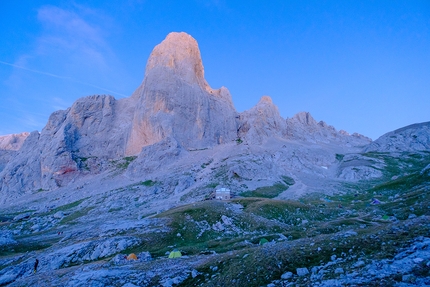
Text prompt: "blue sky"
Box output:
[[0, 1, 429, 140]]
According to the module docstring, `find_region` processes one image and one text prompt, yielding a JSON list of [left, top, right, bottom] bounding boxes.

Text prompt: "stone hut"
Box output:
[[215, 188, 231, 200]]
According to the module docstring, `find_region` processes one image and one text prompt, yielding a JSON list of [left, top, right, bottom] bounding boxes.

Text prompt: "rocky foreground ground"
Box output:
[[1, 149, 429, 286]]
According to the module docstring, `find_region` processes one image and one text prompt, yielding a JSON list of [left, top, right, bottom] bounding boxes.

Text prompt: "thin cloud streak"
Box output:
[[0, 60, 71, 80], [0, 60, 128, 98]]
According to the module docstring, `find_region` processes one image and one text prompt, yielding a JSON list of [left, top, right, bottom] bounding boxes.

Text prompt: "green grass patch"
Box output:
[[240, 183, 288, 198], [0, 240, 52, 257], [139, 180, 156, 187], [114, 156, 137, 170], [47, 198, 88, 215], [126, 200, 294, 258], [205, 182, 218, 189], [108, 207, 123, 213], [59, 207, 95, 224]]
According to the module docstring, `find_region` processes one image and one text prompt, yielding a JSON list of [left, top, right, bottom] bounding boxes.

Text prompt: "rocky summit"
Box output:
[[0, 32, 429, 287]]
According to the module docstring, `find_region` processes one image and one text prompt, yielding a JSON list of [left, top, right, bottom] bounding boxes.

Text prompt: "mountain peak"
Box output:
[[291, 111, 317, 125], [127, 32, 238, 155], [144, 32, 206, 87], [258, 95, 273, 104]]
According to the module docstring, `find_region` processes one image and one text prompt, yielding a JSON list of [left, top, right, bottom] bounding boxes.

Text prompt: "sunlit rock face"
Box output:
[[127, 32, 239, 154]]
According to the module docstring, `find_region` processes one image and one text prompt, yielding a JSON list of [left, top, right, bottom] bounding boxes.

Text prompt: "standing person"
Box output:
[[33, 259, 39, 273]]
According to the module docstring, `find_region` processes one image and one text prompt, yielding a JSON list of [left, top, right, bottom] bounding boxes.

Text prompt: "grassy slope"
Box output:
[[177, 152, 430, 286], [1, 152, 429, 285]]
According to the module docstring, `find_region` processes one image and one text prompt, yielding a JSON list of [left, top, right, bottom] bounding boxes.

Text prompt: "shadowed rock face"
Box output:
[[0, 95, 136, 201], [127, 32, 238, 154], [286, 112, 371, 146], [0, 132, 30, 174], [365, 121, 430, 152]]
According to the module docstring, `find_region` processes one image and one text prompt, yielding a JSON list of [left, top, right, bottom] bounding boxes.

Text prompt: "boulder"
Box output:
[[296, 267, 309, 276]]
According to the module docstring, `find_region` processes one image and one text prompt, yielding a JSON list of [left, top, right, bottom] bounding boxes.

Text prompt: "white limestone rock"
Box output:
[[46, 237, 140, 270], [296, 267, 309, 276], [365, 121, 430, 152], [0, 132, 29, 151], [127, 32, 239, 154], [286, 112, 371, 146], [126, 137, 184, 176], [0, 95, 136, 202], [238, 96, 287, 144]]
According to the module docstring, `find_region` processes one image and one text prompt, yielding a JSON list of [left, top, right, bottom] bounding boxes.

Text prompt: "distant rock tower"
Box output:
[[127, 32, 239, 155]]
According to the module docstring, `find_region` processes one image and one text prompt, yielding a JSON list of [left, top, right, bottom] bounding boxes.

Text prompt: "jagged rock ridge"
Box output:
[[365, 121, 430, 152], [0, 31, 375, 203]]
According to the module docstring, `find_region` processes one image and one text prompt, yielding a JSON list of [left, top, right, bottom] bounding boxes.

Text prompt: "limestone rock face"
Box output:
[[0, 132, 29, 151], [127, 137, 184, 177], [286, 112, 371, 146], [0, 131, 42, 201], [0, 132, 30, 173], [144, 32, 207, 89], [0, 95, 136, 201], [127, 32, 238, 154], [0, 31, 388, 204], [364, 121, 430, 152], [238, 96, 287, 144]]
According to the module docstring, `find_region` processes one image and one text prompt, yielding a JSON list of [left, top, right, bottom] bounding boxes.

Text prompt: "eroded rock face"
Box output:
[[238, 96, 287, 144], [0, 96, 136, 201], [286, 112, 371, 146], [0, 133, 30, 173], [127, 32, 239, 154], [364, 121, 430, 152], [0, 132, 29, 151]]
